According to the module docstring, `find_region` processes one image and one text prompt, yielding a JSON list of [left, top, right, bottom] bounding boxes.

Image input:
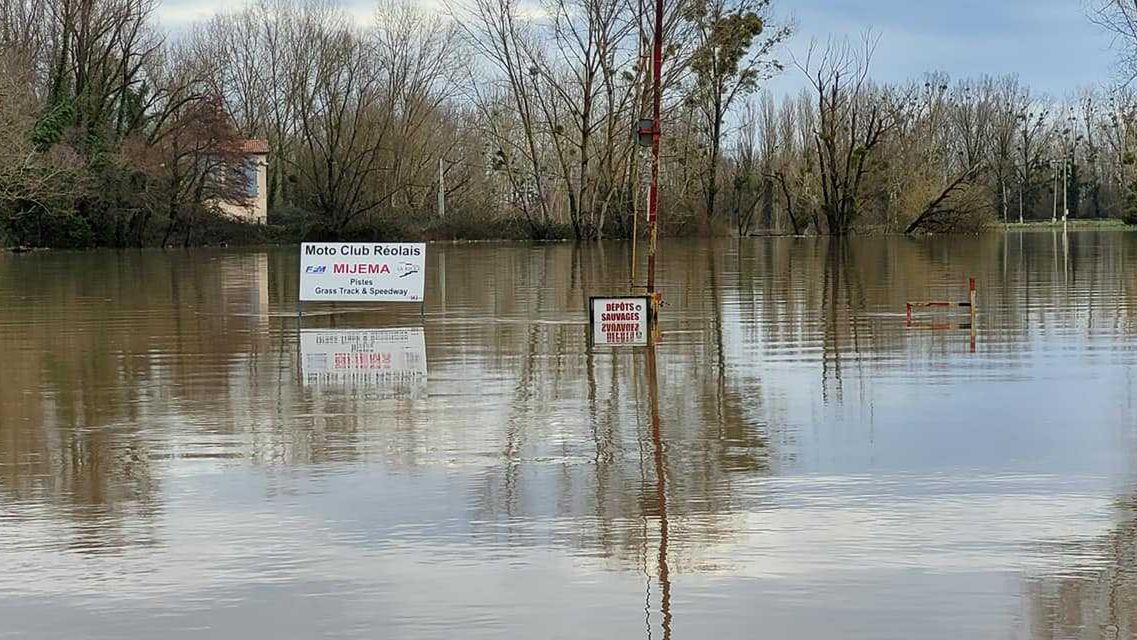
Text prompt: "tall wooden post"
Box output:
[[969, 277, 977, 352], [1052, 161, 1058, 224], [646, 0, 663, 320], [630, 194, 638, 289], [438, 157, 445, 218], [1062, 157, 1068, 223], [969, 277, 977, 319]]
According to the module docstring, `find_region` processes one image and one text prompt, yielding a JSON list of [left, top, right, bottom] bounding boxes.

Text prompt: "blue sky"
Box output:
[[764, 0, 1116, 97], [158, 0, 1119, 96]]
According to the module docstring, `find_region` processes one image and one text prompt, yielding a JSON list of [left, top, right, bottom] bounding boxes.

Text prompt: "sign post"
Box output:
[[589, 296, 651, 347], [299, 242, 426, 317]]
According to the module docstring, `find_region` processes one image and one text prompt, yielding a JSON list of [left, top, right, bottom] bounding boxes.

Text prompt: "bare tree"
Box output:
[[286, 12, 396, 234], [904, 166, 990, 234], [1014, 99, 1052, 223], [730, 99, 761, 235], [950, 77, 995, 170], [457, 0, 554, 233], [1090, 0, 1137, 84], [796, 35, 910, 235], [1075, 90, 1105, 218], [987, 76, 1025, 223]]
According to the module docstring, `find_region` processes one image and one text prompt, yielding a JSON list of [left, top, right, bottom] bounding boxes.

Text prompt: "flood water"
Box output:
[[2, 231, 1137, 639]]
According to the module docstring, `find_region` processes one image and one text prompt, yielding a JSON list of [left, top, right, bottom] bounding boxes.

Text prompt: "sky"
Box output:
[[155, 0, 1120, 97], [764, 0, 1117, 98]]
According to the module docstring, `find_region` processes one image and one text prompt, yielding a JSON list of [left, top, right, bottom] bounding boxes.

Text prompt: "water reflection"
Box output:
[[1023, 486, 1137, 639], [0, 234, 1136, 638], [299, 328, 427, 396], [644, 342, 672, 640], [0, 250, 275, 555]]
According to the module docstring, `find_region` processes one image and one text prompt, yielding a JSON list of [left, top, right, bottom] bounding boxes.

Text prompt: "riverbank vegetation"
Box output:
[[1, 0, 1136, 248]]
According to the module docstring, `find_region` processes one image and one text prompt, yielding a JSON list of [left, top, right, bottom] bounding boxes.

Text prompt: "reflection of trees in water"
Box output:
[[466, 242, 771, 578], [1010, 362, 1137, 639], [3, 233, 1137, 562], [0, 251, 272, 548], [819, 239, 870, 402], [995, 230, 1137, 337], [1023, 491, 1137, 639], [645, 343, 672, 640], [1020, 375, 1137, 639], [731, 232, 1137, 396]]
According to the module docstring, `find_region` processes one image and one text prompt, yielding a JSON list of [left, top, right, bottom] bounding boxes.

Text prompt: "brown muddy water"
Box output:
[[2, 231, 1137, 639]]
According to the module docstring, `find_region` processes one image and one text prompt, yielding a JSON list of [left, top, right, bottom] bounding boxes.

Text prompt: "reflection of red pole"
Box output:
[[969, 277, 977, 353], [645, 344, 671, 640], [645, 0, 663, 320]]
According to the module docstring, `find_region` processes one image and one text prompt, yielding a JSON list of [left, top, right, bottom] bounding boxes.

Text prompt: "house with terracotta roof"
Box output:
[[216, 139, 269, 224]]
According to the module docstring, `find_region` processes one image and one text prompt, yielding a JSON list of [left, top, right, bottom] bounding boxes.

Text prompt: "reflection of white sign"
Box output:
[[589, 297, 650, 347], [299, 242, 425, 302], [300, 328, 427, 388]]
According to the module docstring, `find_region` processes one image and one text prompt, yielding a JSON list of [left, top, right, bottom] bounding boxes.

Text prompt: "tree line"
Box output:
[[736, 38, 1137, 236], [0, 0, 1134, 248]]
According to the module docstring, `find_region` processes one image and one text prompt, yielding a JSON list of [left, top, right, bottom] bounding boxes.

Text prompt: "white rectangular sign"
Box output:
[[300, 328, 427, 388], [590, 297, 650, 347], [299, 242, 425, 302]]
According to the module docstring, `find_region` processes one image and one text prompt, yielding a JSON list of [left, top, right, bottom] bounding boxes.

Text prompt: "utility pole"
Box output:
[[437, 157, 445, 218], [1002, 183, 1008, 223], [1018, 117, 1026, 224], [1062, 110, 1073, 224], [1052, 159, 1058, 224], [1062, 156, 1068, 223], [646, 0, 663, 320]]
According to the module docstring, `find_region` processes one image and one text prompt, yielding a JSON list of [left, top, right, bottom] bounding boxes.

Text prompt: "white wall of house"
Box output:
[[217, 153, 268, 224]]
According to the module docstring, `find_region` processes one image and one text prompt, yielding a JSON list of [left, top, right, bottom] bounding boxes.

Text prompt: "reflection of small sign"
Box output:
[[300, 328, 427, 391], [589, 296, 650, 347]]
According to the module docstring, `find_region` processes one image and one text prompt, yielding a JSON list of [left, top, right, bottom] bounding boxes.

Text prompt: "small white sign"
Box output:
[[590, 296, 650, 347], [300, 328, 427, 388], [299, 242, 425, 302]]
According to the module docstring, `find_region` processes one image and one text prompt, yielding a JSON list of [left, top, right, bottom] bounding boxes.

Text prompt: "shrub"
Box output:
[[2, 205, 95, 248]]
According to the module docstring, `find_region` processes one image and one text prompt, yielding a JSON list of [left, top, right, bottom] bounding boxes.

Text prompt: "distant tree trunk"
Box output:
[[771, 171, 804, 235], [800, 37, 906, 236], [705, 98, 723, 234], [904, 166, 982, 234], [761, 175, 773, 228]]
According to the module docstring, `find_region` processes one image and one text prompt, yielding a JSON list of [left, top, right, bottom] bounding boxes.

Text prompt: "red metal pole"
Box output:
[[646, 0, 663, 319]]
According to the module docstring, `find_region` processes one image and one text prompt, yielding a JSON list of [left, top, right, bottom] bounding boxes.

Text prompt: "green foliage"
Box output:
[[688, 9, 765, 95], [2, 205, 94, 249], [733, 172, 759, 191], [30, 99, 76, 149], [193, 210, 286, 246], [1067, 161, 1082, 218], [1124, 178, 1137, 225], [119, 82, 150, 131]]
